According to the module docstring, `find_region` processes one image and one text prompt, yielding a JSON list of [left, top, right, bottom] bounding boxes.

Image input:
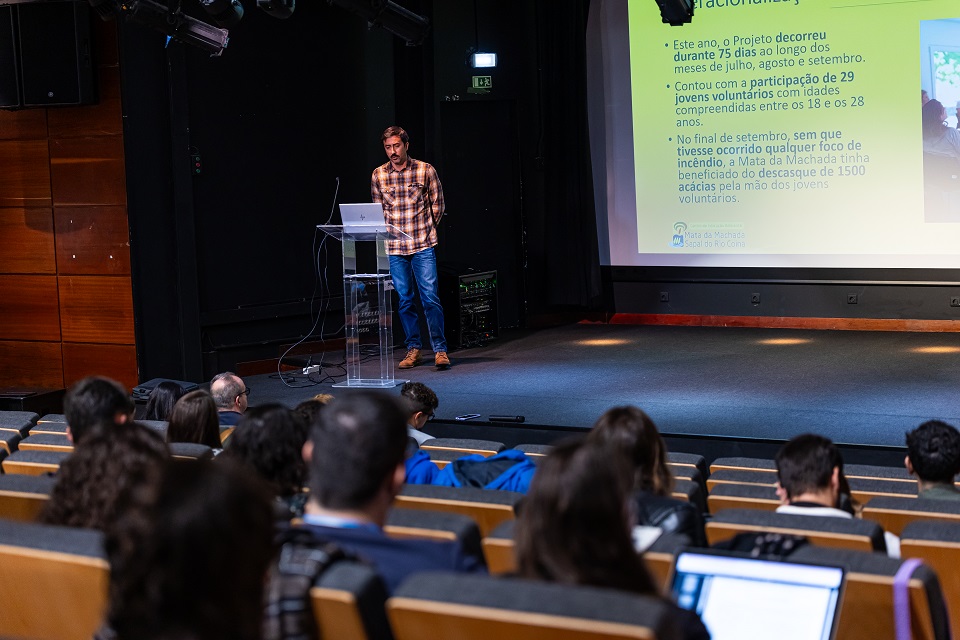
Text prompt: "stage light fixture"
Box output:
[[327, 0, 430, 45], [101, 0, 230, 56], [654, 0, 692, 26], [471, 52, 497, 68], [199, 0, 243, 28], [256, 0, 294, 19]]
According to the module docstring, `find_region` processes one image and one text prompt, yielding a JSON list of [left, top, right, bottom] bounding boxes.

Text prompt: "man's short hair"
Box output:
[[210, 372, 243, 410], [907, 420, 960, 483], [64, 376, 134, 445], [400, 381, 438, 416], [308, 391, 408, 511], [775, 433, 843, 500], [381, 125, 409, 144]]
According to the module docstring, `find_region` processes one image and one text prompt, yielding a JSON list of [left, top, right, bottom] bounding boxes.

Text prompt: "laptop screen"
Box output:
[[671, 551, 844, 640], [339, 203, 387, 233]]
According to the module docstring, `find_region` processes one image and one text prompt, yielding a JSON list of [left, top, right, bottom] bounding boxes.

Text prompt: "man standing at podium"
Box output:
[[372, 125, 450, 370]]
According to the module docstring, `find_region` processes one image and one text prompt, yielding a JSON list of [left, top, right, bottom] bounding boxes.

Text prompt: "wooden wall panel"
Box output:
[[54, 206, 130, 275], [0, 208, 56, 274], [0, 341, 63, 388], [0, 276, 61, 341], [0, 140, 52, 208], [0, 110, 47, 141], [58, 276, 135, 345], [47, 67, 122, 138], [49, 137, 126, 206], [62, 343, 137, 389]]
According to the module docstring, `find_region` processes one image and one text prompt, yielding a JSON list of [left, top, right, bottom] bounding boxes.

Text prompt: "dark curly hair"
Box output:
[[220, 403, 309, 497], [105, 459, 274, 640], [907, 420, 960, 484], [39, 422, 168, 532]]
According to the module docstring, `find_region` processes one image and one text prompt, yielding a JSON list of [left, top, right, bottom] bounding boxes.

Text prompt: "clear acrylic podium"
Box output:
[[317, 224, 410, 388]]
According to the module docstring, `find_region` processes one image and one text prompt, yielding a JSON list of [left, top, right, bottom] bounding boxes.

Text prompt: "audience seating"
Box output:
[[2, 450, 70, 475], [0, 430, 22, 455], [0, 518, 109, 640], [0, 410, 40, 426], [27, 422, 69, 435], [419, 438, 506, 458], [311, 561, 393, 640], [18, 433, 73, 453], [168, 442, 214, 461], [790, 545, 950, 640], [900, 520, 960, 638], [219, 425, 235, 445], [513, 443, 551, 457], [395, 484, 522, 536], [672, 478, 707, 515], [388, 572, 685, 640], [709, 456, 775, 474], [0, 412, 38, 437], [863, 496, 960, 536], [139, 420, 169, 440], [845, 463, 914, 484], [707, 482, 780, 514], [0, 474, 54, 521], [384, 507, 483, 561], [422, 448, 460, 469], [705, 468, 777, 491], [37, 414, 67, 424], [705, 508, 887, 552], [481, 519, 688, 591], [666, 451, 708, 481], [480, 519, 516, 575]]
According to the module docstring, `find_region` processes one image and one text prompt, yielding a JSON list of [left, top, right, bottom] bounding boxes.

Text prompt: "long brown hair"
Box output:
[[587, 406, 673, 496], [515, 438, 659, 595], [167, 390, 222, 449]]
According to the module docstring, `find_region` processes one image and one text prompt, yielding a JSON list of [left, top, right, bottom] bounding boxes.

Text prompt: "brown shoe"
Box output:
[[399, 348, 421, 369], [434, 351, 451, 370]]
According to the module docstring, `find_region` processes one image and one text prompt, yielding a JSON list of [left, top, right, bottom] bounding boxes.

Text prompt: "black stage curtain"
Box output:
[[535, 0, 602, 309]]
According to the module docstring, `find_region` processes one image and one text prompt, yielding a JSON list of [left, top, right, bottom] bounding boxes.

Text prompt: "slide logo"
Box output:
[[672, 222, 687, 248]]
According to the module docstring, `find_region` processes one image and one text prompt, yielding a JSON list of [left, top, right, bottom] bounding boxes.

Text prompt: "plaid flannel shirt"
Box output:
[[371, 157, 445, 256]]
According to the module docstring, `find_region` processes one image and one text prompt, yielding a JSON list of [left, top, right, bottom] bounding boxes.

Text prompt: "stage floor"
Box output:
[[250, 323, 960, 450]]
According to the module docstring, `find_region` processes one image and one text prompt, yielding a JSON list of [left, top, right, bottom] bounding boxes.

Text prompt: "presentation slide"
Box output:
[[606, 0, 960, 268]]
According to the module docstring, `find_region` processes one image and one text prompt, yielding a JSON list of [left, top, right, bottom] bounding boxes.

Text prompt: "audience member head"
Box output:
[[400, 381, 438, 429], [515, 438, 659, 594], [40, 422, 168, 532], [63, 376, 135, 445], [586, 405, 673, 496], [210, 371, 248, 415], [312, 393, 335, 404], [142, 381, 185, 422], [775, 433, 845, 507], [923, 98, 948, 139], [922, 89, 930, 105], [221, 403, 309, 497], [304, 391, 408, 526], [294, 398, 328, 427], [905, 420, 960, 485], [167, 390, 222, 449], [105, 459, 274, 640]]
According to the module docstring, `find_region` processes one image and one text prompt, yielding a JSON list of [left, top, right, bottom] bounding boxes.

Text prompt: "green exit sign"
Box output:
[[472, 75, 493, 89]]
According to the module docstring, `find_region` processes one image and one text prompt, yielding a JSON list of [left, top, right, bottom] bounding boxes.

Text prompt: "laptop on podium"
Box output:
[[339, 203, 388, 234]]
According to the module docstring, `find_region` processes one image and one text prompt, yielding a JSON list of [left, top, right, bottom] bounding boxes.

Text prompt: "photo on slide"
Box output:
[[920, 19, 960, 223]]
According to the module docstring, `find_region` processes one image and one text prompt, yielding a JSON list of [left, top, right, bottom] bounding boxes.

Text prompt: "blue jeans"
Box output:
[[390, 247, 447, 353]]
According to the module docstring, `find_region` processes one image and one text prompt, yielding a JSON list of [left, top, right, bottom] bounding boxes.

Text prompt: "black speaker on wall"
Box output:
[[0, 0, 97, 109]]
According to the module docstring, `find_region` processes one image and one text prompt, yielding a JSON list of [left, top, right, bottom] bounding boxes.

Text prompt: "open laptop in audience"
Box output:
[[670, 550, 844, 640]]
